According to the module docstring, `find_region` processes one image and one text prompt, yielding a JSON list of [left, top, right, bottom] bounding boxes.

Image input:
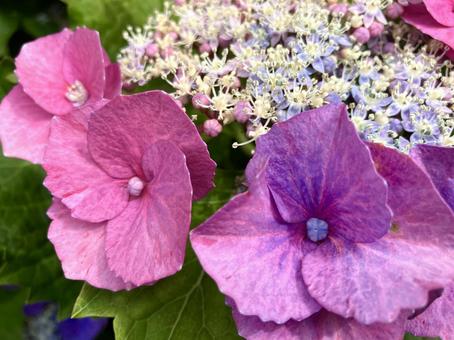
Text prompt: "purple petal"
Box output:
[[87, 91, 215, 200], [233, 307, 407, 340], [105, 140, 192, 286], [43, 113, 129, 223], [302, 144, 454, 325], [406, 284, 454, 339], [263, 103, 391, 242], [0, 85, 52, 164], [423, 0, 454, 26], [191, 178, 321, 324], [410, 144, 454, 210], [15, 29, 74, 115], [48, 200, 130, 291]]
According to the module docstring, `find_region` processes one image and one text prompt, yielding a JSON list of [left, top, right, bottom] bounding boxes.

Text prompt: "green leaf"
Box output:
[[404, 333, 440, 340], [0, 10, 19, 57], [0, 57, 16, 98], [62, 0, 164, 58], [0, 286, 29, 340], [0, 155, 82, 318], [73, 170, 242, 340]]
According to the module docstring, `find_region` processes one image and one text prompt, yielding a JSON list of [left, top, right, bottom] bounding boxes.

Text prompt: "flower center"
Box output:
[[306, 218, 329, 242], [128, 177, 145, 197], [65, 80, 88, 107]]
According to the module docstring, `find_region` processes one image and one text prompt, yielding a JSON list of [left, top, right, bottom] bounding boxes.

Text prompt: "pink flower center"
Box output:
[[128, 176, 145, 197], [65, 80, 88, 107]]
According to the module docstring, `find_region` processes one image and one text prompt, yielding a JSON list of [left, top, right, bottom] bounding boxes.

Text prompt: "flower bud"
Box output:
[[233, 101, 252, 123], [192, 93, 211, 109], [203, 119, 223, 137], [352, 27, 371, 44], [386, 3, 404, 19]]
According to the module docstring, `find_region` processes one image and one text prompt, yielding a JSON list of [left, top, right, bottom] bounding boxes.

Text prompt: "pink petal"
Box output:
[[105, 140, 192, 286], [63, 28, 105, 106], [403, 4, 454, 50], [302, 144, 454, 325], [191, 179, 321, 324], [87, 91, 216, 199], [262, 103, 391, 242], [423, 0, 454, 27], [103, 63, 122, 100], [0, 85, 52, 164], [406, 284, 454, 339], [233, 307, 407, 340], [43, 113, 128, 223], [48, 200, 130, 291], [15, 29, 74, 115], [410, 144, 454, 211]]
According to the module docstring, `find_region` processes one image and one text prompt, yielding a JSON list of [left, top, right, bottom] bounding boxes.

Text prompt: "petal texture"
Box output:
[[105, 140, 192, 286], [88, 91, 215, 199], [103, 63, 122, 100], [262, 103, 391, 242], [0, 85, 52, 164], [191, 179, 321, 324], [43, 113, 128, 223], [48, 200, 129, 291], [423, 0, 454, 26], [406, 285, 454, 339], [233, 308, 407, 340], [411, 144, 454, 210], [63, 28, 105, 106], [15, 29, 73, 115], [302, 144, 454, 325]]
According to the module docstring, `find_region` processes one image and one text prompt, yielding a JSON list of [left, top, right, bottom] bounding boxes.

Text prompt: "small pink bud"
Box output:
[[386, 3, 404, 19], [329, 4, 348, 15], [219, 33, 232, 48], [168, 32, 178, 41], [369, 22, 384, 38], [233, 101, 252, 123], [352, 27, 370, 44], [192, 93, 211, 109], [203, 119, 223, 137], [161, 47, 174, 58], [128, 177, 145, 197], [145, 43, 159, 57], [174, 0, 185, 5], [199, 42, 212, 54]]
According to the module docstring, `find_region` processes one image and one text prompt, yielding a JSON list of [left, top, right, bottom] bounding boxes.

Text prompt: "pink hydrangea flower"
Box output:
[[0, 27, 121, 164], [191, 104, 454, 338], [406, 145, 454, 340], [402, 1, 454, 57], [44, 91, 215, 290]]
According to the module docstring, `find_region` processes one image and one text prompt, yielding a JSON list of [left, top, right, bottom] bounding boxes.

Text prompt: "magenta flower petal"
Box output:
[[191, 180, 321, 324], [15, 29, 73, 115], [62, 28, 105, 106], [87, 91, 215, 199], [302, 144, 454, 325], [43, 114, 129, 223], [48, 200, 130, 291], [410, 144, 454, 211], [0, 85, 52, 164], [423, 0, 454, 27], [233, 307, 407, 340], [406, 285, 454, 339], [105, 140, 192, 286], [103, 63, 122, 100], [263, 103, 391, 242], [403, 4, 454, 50]]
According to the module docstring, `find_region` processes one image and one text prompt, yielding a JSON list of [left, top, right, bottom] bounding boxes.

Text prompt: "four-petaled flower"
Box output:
[[191, 103, 454, 339], [44, 91, 215, 290], [0, 28, 121, 164]]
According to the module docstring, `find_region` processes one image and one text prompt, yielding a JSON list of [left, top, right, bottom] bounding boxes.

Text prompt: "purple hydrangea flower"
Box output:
[[406, 145, 454, 340], [191, 104, 454, 338]]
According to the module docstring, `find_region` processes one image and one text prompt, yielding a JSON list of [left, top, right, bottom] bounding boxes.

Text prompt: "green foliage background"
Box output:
[[0, 0, 440, 339]]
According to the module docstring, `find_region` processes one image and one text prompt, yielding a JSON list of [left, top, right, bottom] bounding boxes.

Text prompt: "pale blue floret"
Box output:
[[306, 218, 329, 242]]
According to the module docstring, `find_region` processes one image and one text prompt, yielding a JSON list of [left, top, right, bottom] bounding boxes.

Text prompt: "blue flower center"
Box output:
[[306, 218, 329, 242]]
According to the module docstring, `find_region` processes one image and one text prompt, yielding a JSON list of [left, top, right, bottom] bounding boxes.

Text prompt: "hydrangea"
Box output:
[[44, 92, 215, 290], [406, 144, 454, 340], [191, 104, 454, 338], [0, 28, 121, 164]]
